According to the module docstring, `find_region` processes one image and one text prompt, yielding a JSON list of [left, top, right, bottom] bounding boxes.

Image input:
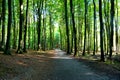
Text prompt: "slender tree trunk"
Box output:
[[70, 25, 73, 53], [87, 24, 90, 54], [115, 0, 118, 54], [59, 25, 62, 49], [33, 0, 36, 50], [83, 0, 87, 56], [49, 12, 53, 49], [99, 0, 105, 62], [109, 0, 115, 59], [42, 5, 45, 50], [0, 1, 2, 36], [77, 2, 82, 52], [23, 0, 29, 52], [104, 0, 109, 55], [93, 0, 96, 55], [70, 0, 77, 56], [16, 0, 23, 53], [37, 1, 42, 50], [64, 0, 70, 54], [1, 0, 6, 49], [43, 1, 46, 51], [28, 18, 30, 49], [4, 0, 12, 55], [12, 0, 17, 49], [106, 0, 110, 55]]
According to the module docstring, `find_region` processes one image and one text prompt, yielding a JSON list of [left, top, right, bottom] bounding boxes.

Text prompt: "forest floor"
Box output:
[[0, 49, 120, 80]]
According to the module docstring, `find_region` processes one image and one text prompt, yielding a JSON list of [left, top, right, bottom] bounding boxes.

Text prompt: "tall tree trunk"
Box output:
[[4, 0, 12, 55], [43, 1, 46, 51], [109, 0, 115, 59], [77, 2, 82, 52], [28, 18, 30, 49], [12, 0, 17, 49], [103, 0, 109, 55], [33, 0, 36, 50], [93, 0, 96, 55], [49, 12, 53, 50], [70, 24, 74, 53], [37, 1, 42, 50], [23, 0, 29, 52], [99, 0, 105, 62], [70, 0, 77, 56], [82, 0, 87, 56], [64, 0, 70, 54], [59, 25, 62, 49], [106, 0, 110, 55], [43, 16, 46, 51], [115, 0, 118, 54], [0, 1, 2, 35], [16, 0, 23, 53], [1, 0, 6, 49]]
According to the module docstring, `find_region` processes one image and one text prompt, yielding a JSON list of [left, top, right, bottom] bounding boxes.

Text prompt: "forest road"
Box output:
[[12, 49, 120, 80]]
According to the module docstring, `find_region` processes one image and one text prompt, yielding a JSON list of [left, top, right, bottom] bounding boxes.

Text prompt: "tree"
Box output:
[[23, 0, 29, 52], [42, 0, 47, 51], [16, 0, 24, 53], [49, 12, 53, 49], [115, 0, 118, 54], [64, 0, 70, 54], [0, 0, 2, 31], [82, 0, 88, 56], [1, 0, 6, 49], [12, 0, 17, 49], [109, 0, 115, 59], [70, 0, 77, 56], [93, 0, 96, 55], [99, 0, 105, 62], [4, 0, 12, 55], [37, 1, 42, 50]]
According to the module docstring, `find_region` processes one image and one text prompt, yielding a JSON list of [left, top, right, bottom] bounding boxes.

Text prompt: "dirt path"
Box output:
[[0, 49, 120, 80]]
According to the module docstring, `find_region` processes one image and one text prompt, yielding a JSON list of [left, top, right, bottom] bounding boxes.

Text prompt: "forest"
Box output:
[[0, 0, 120, 60], [0, 0, 120, 79], [0, 0, 119, 61]]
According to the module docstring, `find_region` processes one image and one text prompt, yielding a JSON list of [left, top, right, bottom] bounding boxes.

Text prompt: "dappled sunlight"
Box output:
[[16, 61, 28, 66], [85, 72, 94, 75], [48, 49, 73, 59], [50, 56, 73, 59]]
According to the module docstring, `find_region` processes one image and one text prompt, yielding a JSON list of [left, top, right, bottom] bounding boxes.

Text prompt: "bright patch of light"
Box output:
[[118, 2, 120, 7], [50, 57, 73, 59], [54, 22, 59, 28], [21, 5, 23, 10], [85, 72, 94, 75]]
